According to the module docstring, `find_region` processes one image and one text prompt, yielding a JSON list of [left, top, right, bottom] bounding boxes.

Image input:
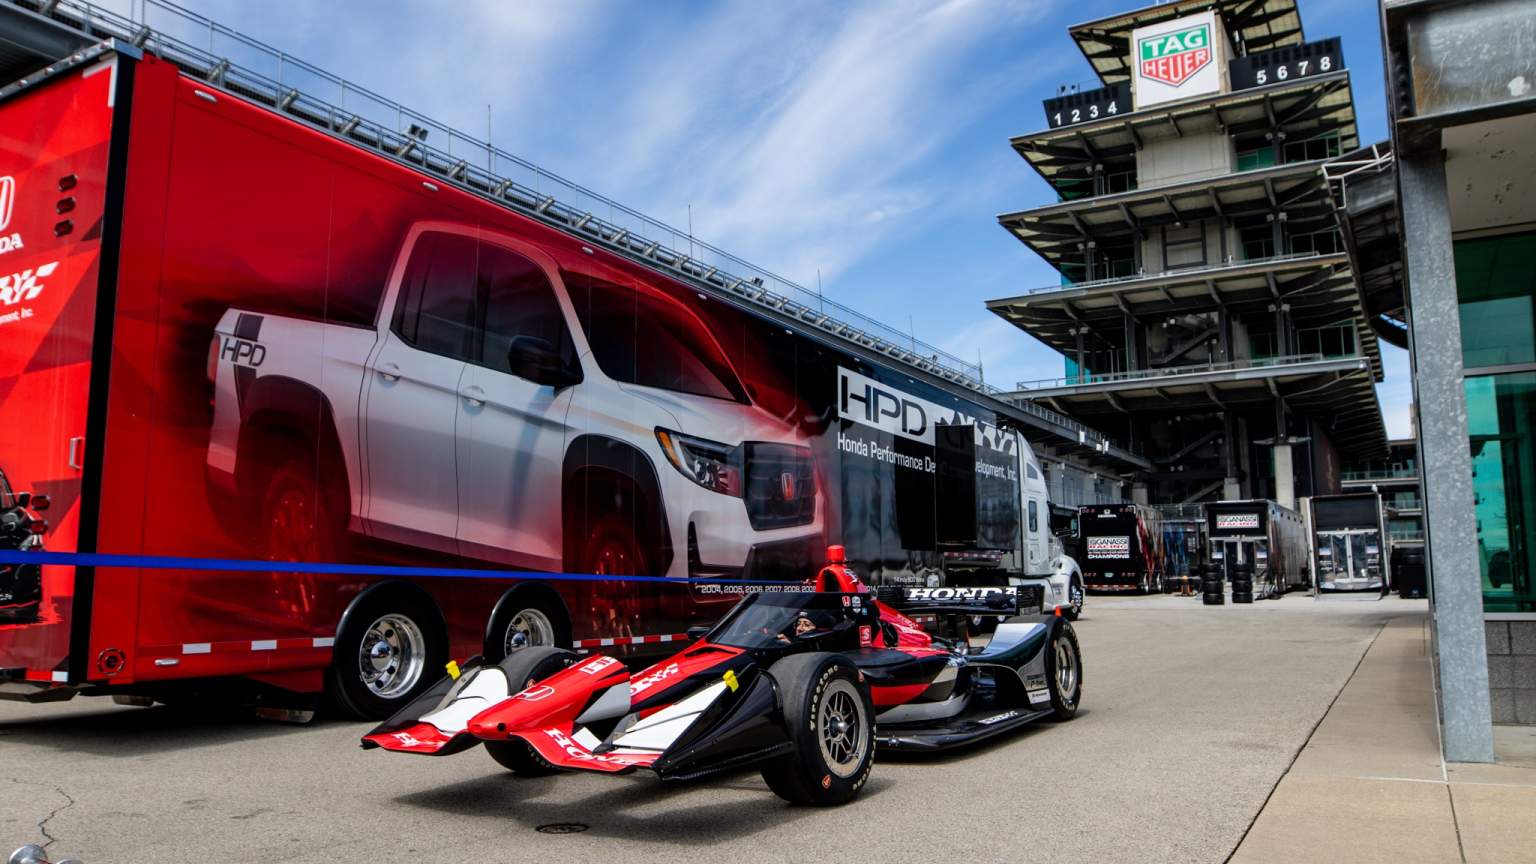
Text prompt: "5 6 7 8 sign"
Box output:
[[1229, 38, 1344, 92]]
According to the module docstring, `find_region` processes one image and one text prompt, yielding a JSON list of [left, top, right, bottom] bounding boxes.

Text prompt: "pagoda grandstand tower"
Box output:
[[988, 0, 1388, 507]]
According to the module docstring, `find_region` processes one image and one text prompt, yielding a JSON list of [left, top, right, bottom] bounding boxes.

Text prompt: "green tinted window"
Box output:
[[1456, 232, 1536, 369], [1465, 372, 1536, 612]]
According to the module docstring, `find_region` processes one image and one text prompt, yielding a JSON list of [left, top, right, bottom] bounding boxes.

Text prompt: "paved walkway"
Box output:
[[1231, 615, 1536, 863]]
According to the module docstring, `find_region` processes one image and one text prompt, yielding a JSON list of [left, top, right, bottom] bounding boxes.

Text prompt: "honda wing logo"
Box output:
[[0, 176, 21, 257], [0, 261, 59, 306], [0, 176, 13, 231]]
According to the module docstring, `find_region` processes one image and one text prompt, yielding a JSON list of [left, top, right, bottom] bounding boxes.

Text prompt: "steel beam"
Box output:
[[1399, 149, 1494, 763]]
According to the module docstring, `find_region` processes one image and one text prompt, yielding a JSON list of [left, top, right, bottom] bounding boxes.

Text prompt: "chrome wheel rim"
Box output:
[[817, 679, 866, 777], [1070, 582, 1084, 613], [1054, 636, 1078, 706], [503, 608, 555, 654], [358, 613, 426, 699]]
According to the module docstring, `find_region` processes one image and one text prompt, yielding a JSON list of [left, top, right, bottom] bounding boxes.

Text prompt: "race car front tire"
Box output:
[[484, 647, 578, 776], [1045, 621, 1082, 721], [761, 653, 874, 806]]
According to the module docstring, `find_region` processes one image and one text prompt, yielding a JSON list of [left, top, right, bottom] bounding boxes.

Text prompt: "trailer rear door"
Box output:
[[0, 57, 120, 685]]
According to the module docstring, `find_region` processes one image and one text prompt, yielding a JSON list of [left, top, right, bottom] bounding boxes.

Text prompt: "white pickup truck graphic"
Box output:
[[206, 221, 824, 601]]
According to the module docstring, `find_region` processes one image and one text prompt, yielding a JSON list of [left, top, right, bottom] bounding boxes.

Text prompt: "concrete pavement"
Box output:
[[1, 594, 1430, 863], [1232, 614, 1536, 863]]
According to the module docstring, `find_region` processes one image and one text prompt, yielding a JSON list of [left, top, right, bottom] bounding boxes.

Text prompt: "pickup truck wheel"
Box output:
[[582, 512, 650, 576], [262, 459, 336, 562], [330, 593, 446, 720]]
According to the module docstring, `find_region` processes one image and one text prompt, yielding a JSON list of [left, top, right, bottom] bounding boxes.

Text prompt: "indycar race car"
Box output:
[[362, 548, 1082, 805]]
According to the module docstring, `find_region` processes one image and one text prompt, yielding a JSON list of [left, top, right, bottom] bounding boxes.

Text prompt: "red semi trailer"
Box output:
[[0, 33, 1072, 717]]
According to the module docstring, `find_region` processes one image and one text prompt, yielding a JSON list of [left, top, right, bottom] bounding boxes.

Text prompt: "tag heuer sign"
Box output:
[[1131, 11, 1225, 109], [1139, 23, 1211, 87]]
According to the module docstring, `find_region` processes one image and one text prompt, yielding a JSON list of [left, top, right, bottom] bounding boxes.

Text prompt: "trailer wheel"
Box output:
[[484, 591, 572, 663], [485, 647, 577, 776], [1046, 621, 1082, 720], [760, 653, 873, 806], [329, 591, 447, 720]]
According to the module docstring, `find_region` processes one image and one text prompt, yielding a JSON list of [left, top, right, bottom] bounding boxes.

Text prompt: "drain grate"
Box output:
[[536, 822, 590, 835]]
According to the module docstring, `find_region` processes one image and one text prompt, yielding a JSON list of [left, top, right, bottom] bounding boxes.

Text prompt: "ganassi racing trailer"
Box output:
[[0, 3, 1084, 718], [1077, 503, 1166, 593]]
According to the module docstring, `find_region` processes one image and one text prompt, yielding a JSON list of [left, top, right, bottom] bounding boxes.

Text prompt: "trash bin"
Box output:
[[1393, 546, 1426, 599]]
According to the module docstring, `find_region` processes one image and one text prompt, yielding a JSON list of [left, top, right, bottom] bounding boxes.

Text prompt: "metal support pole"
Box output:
[[1400, 150, 1495, 764]]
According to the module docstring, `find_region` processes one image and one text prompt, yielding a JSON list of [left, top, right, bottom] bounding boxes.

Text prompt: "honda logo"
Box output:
[[780, 472, 796, 501], [0, 176, 13, 232], [515, 684, 555, 701]]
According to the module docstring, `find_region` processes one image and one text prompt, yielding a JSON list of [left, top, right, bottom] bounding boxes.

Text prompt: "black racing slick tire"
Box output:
[[1232, 591, 1254, 604], [484, 647, 578, 776], [761, 653, 873, 806], [1045, 621, 1082, 721], [1063, 577, 1084, 621], [329, 590, 448, 720]]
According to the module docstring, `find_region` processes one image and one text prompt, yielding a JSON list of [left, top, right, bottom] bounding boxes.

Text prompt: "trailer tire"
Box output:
[[485, 647, 577, 776], [484, 590, 572, 663], [329, 589, 448, 720]]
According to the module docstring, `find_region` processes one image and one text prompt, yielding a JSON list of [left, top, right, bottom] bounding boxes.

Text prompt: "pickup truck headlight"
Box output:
[[656, 428, 739, 496]]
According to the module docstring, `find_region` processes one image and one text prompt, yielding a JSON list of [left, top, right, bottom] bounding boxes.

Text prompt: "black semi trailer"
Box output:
[[1308, 493, 1389, 595], [1206, 500, 1309, 598], [1078, 504, 1166, 593]]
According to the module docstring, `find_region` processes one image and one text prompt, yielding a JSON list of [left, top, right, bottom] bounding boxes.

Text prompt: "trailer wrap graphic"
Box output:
[[0, 61, 116, 673], [1215, 513, 1261, 531], [1, 57, 1034, 687], [1087, 536, 1131, 560]]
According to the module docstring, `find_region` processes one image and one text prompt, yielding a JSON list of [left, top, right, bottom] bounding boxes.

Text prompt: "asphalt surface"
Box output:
[[0, 593, 1426, 863]]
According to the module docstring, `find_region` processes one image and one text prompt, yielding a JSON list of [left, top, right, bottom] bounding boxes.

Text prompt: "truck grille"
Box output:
[[742, 443, 816, 531]]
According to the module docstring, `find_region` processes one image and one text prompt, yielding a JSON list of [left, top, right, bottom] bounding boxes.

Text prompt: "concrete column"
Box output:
[[1131, 483, 1150, 505], [1400, 151, 1494, 763], [1273, 444, 1295, 510], [1223, 412, 1241, 500]]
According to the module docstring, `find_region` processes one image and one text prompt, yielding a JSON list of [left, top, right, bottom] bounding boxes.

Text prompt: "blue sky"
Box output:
[[125, 0, 1409, 438]]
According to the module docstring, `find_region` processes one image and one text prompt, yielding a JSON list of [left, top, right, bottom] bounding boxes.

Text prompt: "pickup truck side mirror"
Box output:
[[14, 492, 29, 509], [508, 336, 582, 388]]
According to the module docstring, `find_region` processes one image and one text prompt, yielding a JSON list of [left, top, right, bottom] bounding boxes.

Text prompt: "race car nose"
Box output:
[[466, 702, 513, 740]]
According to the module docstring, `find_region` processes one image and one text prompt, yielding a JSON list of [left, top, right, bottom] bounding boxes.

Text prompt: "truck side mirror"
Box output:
[[507, 336, 581, 389], [14, 492, 29, 508]]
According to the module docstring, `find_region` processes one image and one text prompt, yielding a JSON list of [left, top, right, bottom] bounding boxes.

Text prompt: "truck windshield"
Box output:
[[565, 271, 749, 403]]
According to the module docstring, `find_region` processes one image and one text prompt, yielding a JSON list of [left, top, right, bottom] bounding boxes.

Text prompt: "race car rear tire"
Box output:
[[1045, 621, 1082, 721], [761, 653, 873, 806], [484, 647, 578, 776]]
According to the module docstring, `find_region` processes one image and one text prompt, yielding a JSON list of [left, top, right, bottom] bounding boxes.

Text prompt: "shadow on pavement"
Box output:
[[394, 768, 893, 843], [0, 701, 324, 757]]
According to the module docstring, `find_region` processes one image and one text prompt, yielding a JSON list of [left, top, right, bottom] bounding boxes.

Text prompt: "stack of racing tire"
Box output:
[[1231, 562, 1254, 604], [1201, 564, 1225, 606]]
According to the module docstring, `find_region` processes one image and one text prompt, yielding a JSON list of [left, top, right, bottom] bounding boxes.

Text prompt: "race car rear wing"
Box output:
[[876, 584, 1044, 617]]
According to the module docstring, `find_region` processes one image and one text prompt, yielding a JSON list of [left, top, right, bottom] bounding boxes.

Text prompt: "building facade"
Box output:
[[988, 0, 1388, 509]]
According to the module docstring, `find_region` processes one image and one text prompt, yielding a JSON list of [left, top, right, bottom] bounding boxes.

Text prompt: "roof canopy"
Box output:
[[1015, 73, 1358, 195], [1069, 0, 1305, 86], [1005, 355, 1386, 457]]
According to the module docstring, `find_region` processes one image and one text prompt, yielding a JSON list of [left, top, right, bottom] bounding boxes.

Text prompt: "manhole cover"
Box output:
[[536, 822, 589, 835]]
